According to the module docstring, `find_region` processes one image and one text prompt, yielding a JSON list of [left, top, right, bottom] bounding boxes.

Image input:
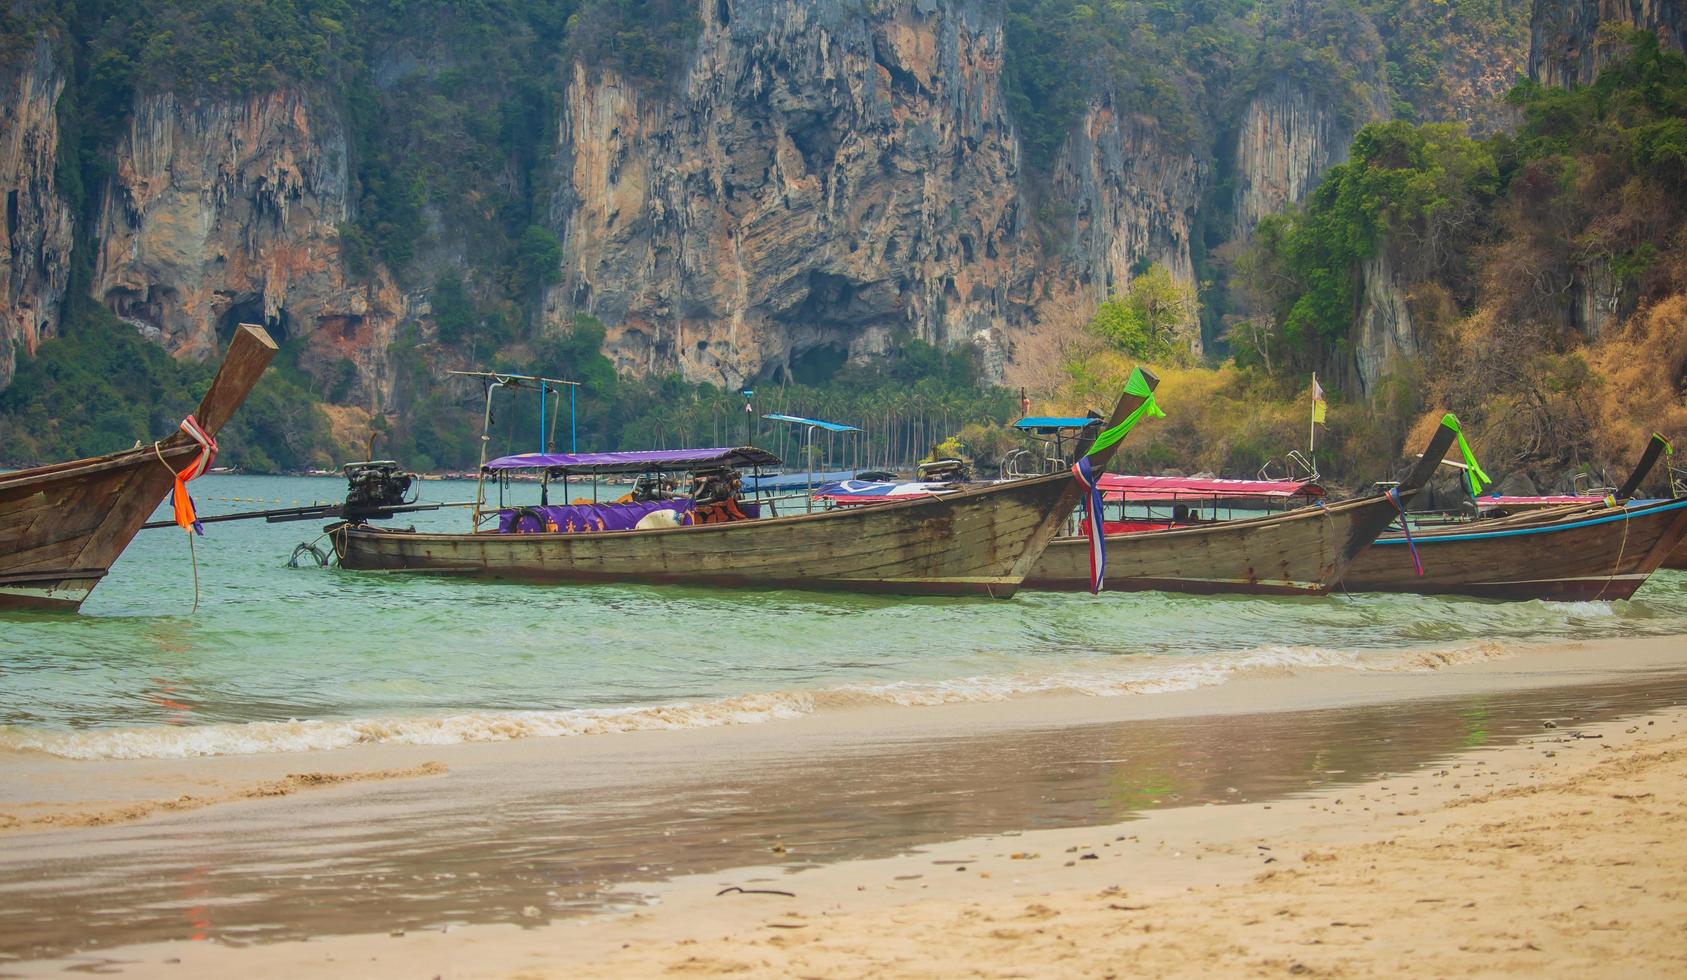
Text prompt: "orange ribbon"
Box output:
[[171, 415, 217, 533]]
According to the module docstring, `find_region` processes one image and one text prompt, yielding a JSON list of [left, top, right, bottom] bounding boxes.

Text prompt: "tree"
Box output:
[[1088, 263, 1199, 362]]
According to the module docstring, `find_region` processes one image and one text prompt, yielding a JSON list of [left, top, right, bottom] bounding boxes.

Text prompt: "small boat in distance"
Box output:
[[330, 370, 1163, 597], [1023, 418, 1460, 595], [0, 325, 278, 611]]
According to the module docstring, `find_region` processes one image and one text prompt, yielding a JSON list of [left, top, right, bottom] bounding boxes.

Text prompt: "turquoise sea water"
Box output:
[[3, 474, 1686, 759]]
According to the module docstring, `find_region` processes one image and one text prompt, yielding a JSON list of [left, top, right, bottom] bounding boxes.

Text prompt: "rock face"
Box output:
[[1351, 250, 1418, 396], [1047, 103, 1201, 340], [1231, 81, 1366, 241], [1529, 0, 1687, 86], [544, 0, 1200, 387], [0, 40, 74, 391], [92, 89, 404, 405]]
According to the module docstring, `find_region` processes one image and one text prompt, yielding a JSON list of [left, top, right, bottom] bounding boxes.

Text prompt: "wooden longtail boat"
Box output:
[[331, 372, 1162, 597], [0, 325, 277, 611], [1342, 435, 1687, 600], [1022, 418, 1460, 595], [1340, 496, 1687, 599]]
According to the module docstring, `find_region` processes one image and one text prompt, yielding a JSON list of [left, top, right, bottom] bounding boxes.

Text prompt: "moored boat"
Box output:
[[1022, 419, 1461, 595], [1342, 433, 1685, 599], [0, 325, 278, 611], [331, 370, 1163, 597], [1340, 495, 1687, 600]]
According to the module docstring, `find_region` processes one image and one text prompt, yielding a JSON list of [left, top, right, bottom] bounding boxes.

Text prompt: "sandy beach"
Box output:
[[3, 635, 1685, 976]]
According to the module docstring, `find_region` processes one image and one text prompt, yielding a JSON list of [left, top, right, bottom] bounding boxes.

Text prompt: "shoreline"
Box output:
[[7, 666, 1683, 976], [0, 635, 1683, 973], [5, 629, 1686, 766], [3, 634, 1685, 831]]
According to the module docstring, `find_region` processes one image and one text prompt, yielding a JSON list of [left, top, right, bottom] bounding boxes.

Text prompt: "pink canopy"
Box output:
[[1098, 474, 1324, 504]]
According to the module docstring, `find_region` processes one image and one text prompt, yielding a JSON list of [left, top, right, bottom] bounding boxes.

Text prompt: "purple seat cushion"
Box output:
[[497, 500, 696, 534]]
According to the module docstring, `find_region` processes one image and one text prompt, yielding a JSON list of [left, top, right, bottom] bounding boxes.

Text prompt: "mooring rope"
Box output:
[[152, 441, 201, 613], [1591, 503, 1631, 602]]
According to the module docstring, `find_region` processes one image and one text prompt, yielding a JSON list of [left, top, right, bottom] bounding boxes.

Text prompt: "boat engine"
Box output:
[[631, 473, 680, 502], [343, 461, 418, 520]]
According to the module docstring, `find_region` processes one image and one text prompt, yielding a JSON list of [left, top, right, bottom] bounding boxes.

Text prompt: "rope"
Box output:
[[152, 441, 201, 613], [1592, 503, 1631, 602]]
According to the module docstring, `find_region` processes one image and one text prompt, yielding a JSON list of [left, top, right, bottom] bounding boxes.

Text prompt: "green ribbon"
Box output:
[[1085, 367, 1166, 458], [1440, 412, 1492, 497]]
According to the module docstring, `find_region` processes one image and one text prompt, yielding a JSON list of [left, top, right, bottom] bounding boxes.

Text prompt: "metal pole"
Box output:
[[570, 384, 577, 453], [538, 381, 546, 454], [472, 380, 506, 530], [806, 424, 816, 514]]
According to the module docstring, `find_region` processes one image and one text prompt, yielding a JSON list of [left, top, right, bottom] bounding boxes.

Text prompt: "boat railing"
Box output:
[[1260, 451, 1320, 483]]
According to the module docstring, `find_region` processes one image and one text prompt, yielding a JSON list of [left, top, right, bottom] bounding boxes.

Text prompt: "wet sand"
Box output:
[[1, 636, 1685, 974]]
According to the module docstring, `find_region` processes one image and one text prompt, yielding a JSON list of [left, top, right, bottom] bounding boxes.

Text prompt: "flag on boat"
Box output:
[[1070, 366, 1166, 593], [1311, 374, 1327, 425]]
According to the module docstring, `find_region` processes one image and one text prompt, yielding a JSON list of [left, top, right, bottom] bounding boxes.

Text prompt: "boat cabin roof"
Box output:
[[1480, 493, 1604, 506], [1013, 416, 1097, 433], [1098, 474, 1324, 504], [484, 446, 783, 476]]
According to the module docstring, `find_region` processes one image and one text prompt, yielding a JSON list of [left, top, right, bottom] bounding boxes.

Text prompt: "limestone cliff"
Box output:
[[1231, 81, 1368, 241], [1351, 250, 1418, 395], [91, 89, 404, 405], [0, 39, 73, 391], [544, 0, 1200, 387], [1529, 0, 1687, 86]]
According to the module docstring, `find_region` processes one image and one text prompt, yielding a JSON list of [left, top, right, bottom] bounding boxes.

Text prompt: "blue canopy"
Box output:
[[1013, 416, 1096, 432], [762, 413, 862, 433], [484, 446, 782, 475]]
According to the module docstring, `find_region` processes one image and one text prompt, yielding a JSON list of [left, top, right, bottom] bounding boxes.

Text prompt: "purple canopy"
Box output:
[[483, 446, 782, 475]]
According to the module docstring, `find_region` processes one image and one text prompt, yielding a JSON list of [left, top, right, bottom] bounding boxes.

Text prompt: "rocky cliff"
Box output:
[[1529, 0, 1687, 86], [1351, 250, 1418, 395], [91, 88, 404, 405], [1231, 81, 1369, 241], [544, 0, 1200, 388], [0, 39, 73, 390]]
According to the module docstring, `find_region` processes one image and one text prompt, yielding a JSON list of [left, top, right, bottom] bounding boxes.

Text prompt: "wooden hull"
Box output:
[[1024, 492, 1404, 595], [1665, 536, 1687, 571], [1341, 497, 1687, 600], [334, 470, 1081, 598], [0, 326, 277, 613]]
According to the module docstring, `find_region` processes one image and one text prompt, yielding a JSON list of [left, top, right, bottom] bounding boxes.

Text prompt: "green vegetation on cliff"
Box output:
[[0, 264, 337, 470], [1236, 31, 1687, 478]]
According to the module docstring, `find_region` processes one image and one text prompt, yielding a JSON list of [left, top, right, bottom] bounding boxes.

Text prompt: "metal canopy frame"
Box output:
[[449, 370, 582, 529], [761, 414, 863, 513]]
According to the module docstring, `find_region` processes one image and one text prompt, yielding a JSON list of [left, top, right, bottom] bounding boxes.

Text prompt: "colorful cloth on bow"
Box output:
[[1084, 367, 1166, 460], [1067, 366, 1167, 594], [170, 415, 217, 534], [1071, 455, 1107, 593], [1387, 487, 1423, 577], [1440, 413, 1492, 498]]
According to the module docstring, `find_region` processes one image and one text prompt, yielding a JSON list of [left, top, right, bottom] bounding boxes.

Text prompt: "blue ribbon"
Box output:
[[1387, 488, 1422, 577], [1071, 456, 1107, 594]]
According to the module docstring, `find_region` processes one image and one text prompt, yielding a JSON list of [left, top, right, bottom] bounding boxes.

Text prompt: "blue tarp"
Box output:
[[761, 413, 863, 433], [1013, 416, 1095, 431]]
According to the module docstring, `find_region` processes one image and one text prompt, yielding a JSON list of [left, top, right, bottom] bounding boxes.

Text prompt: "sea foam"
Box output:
[[0, 641, 1518, 760]]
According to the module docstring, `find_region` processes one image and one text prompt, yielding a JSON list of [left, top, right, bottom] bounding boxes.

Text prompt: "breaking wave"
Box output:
[[0, 641, 1521, 760]]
